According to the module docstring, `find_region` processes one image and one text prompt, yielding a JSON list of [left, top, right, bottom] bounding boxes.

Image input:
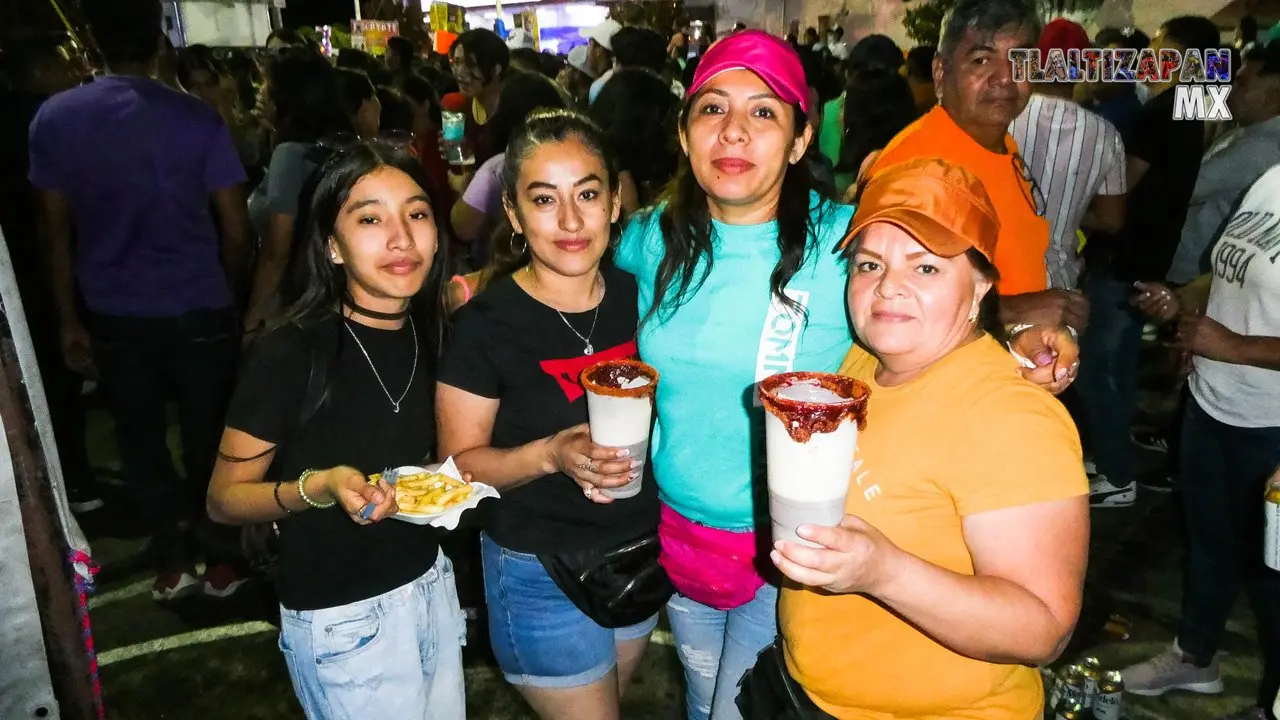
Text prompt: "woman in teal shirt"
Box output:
[[613, 31, 854, 720]]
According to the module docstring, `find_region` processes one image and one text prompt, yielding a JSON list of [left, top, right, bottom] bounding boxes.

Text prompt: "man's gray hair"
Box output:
[[938, 0, 1042, 62]]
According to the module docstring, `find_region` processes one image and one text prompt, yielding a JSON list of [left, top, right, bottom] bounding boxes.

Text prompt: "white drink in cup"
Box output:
[[581, 359, 660, 499], [760, 372, 870, 546]]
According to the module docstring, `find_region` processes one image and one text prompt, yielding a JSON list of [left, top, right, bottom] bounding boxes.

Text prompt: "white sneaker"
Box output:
[[1123, 641, 1224, 696], [1090, 476, 1136, 508], [152, 571, 200, 602], [1084, 459, 1097, 476]]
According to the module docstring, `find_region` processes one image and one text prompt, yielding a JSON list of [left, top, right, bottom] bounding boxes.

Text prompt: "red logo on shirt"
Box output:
[[539, 340, 638, 402]]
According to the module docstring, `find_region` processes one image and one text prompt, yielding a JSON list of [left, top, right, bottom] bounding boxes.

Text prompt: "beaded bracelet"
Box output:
[[273, 479, 293, 514], [297, 469, 335, 509]]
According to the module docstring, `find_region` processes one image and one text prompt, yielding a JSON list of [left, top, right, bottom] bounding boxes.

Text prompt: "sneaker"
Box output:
[[1084, 459, 1098, 476], [1215, 708, 1267, 720], [202, 564, 249, 598], [1090, 476, 1136, 508], [1132, 431, 1170, 453], [1122, 641, 1224, 696], [152, 571, 200, 601], [67, 486, 104, 513], [1139, 474, 1176, 493]]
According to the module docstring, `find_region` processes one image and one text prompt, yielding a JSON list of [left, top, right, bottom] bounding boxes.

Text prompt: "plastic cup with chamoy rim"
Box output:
[[580, 358, 660, 499], [760, 371, 870, 546]]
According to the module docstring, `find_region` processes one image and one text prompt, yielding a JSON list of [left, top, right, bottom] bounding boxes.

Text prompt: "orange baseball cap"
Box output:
[[836, 157, 1000, 261]]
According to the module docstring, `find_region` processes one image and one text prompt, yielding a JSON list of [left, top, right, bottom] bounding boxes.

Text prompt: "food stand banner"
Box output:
[[429, 2, 466, 53], [350, 19, 400, 55], [429, 2, 466, 32]]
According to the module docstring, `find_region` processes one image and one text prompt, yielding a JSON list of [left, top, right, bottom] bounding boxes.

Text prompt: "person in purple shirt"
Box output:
[[28, 0, 253, 601]]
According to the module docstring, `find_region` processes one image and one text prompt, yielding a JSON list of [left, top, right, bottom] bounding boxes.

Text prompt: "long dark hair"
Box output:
[[274, 142, 451, 365], [647, 96, 833, 326], [488, 71, 571, 156], [838, 69, 918, 174], [488, 110, 618, 278]]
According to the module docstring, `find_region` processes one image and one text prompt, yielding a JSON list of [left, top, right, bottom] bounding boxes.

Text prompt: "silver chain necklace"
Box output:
[[529, 268, 604, 355], [344, 315, 418, 413], [556, 304, 600, 355]]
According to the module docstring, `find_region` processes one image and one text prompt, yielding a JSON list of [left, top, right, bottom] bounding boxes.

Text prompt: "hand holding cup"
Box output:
[[549, 424, 635, 504]]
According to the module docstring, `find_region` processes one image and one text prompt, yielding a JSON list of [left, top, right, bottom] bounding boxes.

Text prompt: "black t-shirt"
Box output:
[[438, 264, 660, 554], [225, 316, 440, 611], [1111, 87, 1206, 281]]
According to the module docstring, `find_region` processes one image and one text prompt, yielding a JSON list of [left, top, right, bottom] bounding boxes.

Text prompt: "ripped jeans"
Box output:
[[667, 584, 779, 720]]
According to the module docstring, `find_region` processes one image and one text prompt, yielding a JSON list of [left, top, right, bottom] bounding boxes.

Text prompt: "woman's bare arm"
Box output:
[[244, 212, 294, 330], [207, 428, 328, 523], [436, 382, 556, 491], [872, 496, 1088, 665], [207, 428, 397, 525]]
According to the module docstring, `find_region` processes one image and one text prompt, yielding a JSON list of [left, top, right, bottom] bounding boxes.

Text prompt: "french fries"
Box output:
[[373, 471, 473, 515]]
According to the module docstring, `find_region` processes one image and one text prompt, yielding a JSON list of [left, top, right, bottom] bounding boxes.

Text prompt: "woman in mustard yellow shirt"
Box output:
[[738, 157, 1090, 719]]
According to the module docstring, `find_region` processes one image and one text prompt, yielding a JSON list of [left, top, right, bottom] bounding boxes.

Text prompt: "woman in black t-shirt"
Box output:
[[437, 110, 664, 718], [207, 142, 465, 720]]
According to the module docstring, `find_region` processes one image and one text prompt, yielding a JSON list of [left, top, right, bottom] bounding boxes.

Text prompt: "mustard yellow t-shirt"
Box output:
[[779, 336, 1087, 720], [869, 107, 1050, 297]]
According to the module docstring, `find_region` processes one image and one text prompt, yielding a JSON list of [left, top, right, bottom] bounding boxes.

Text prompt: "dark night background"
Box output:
[[283, 0, 372, 28]]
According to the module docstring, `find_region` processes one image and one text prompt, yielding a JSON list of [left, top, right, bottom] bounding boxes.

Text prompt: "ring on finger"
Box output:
[[583, 486, 594, 498]]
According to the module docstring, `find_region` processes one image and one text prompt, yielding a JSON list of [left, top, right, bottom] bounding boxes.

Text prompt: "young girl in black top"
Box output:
[[207, 142, 465, 719], [437, 110, 666, 719]]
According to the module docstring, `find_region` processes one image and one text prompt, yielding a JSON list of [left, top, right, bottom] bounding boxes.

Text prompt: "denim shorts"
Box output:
[[278, 550, 466, 719], [481, 532, 659, 688]]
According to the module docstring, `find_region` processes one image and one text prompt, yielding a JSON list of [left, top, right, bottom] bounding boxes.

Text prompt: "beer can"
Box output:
[[1050, 665, 1086, 712], [1265, 484, 1280, 571], [1079, 657, 1102, 708], [1047, 665, 1074, 710], [1053, 698, 1083, 720], [1093, 670, 1124, 720]]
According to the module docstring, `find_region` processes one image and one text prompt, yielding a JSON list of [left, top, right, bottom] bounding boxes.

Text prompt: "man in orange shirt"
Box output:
[[863, 0, 1086, 390]]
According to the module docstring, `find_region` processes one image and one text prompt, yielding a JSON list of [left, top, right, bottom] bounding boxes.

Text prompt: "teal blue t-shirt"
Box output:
[[614, 195, 855, 529]]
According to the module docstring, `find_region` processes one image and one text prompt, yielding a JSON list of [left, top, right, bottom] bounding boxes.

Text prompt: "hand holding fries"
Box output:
[[375, 471, 475, 515]]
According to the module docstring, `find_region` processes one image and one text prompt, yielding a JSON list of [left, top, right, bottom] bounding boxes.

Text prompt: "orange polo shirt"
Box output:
[[868, 107, 1050, 295], [779, 336, 1087, 719]]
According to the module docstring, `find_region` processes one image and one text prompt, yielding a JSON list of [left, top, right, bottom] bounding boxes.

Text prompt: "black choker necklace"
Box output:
[[344, 298, 409, 321]]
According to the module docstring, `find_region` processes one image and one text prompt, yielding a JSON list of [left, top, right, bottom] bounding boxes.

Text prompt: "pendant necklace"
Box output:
[[528, 266, 604, 356], [344, 315, 418, 413]]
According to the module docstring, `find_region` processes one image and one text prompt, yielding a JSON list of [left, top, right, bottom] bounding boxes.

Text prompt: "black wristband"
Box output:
[[273, 479, 293, 514]]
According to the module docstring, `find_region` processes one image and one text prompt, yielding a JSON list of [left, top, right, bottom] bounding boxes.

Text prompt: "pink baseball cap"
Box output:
[[688, 30, 810, 114]]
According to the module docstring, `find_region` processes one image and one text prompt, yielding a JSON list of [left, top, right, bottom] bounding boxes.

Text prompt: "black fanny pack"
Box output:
[[737, 641, 836, 720], [538, 533, 673, 628]]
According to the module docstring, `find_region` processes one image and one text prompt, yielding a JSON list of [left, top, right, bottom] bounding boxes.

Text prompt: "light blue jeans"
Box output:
[[278, 550, 466, 719], [667, 583, 779, 720]]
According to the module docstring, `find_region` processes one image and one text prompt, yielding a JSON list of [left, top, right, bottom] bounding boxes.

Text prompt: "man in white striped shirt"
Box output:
[[1010, 19, 1127, 290]]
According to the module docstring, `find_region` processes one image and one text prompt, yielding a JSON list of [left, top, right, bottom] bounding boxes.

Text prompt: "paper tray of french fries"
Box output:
[[370, 458, 498, 529]]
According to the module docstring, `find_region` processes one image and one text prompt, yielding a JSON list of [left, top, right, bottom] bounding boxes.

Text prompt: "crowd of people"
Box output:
[[2, 0, 1280, 717]]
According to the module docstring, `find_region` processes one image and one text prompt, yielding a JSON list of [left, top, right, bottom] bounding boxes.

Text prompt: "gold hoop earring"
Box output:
[[510, 231, 527, 256]]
